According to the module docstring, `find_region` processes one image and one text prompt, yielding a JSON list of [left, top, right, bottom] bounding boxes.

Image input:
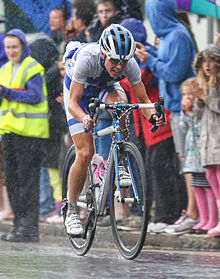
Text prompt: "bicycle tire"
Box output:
[[62, 145, 97, 256], [109, 142, 149, 260]]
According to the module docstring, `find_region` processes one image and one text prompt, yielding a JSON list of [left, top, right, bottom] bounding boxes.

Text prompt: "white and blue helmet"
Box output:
[[99, 24, 136, 61]]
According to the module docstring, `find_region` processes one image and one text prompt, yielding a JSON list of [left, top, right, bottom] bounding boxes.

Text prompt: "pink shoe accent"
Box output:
[[55, 202, 62, 212]]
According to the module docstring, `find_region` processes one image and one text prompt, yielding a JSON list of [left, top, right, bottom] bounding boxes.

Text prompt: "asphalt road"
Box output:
[[0, 235, 220, 279]]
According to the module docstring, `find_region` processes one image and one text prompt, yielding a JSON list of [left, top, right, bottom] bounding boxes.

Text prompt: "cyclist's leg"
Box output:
[[68, 132, 94, 204], [105, 87, 129, 138], [65, 131, 94, 235]]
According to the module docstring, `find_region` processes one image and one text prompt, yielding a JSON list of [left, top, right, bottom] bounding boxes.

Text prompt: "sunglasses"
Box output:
[[109, 58, 128, 65]]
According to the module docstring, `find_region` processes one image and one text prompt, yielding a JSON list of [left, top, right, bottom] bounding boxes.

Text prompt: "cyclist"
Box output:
[[63, 24, 164, 235]]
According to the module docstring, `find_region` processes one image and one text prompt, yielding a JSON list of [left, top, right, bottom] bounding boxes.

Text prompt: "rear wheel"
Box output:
[[62, 145, 97, 256], [109, 142, 149, 259]]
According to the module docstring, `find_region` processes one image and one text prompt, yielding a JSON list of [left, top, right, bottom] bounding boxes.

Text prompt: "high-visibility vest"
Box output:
[[0, 56, 49, 138]]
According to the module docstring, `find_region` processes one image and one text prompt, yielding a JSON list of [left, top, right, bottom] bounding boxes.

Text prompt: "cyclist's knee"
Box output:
[[105, 90, 128, 104], [76, 147, 94, 166]]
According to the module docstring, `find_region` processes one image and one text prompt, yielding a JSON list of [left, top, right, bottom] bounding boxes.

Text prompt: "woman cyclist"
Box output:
[[63, 24, 164, 235]]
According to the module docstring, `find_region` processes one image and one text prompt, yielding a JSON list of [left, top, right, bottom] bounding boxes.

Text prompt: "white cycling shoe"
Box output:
[[119, 166, 132, 187], [65, 213, 84, 235]]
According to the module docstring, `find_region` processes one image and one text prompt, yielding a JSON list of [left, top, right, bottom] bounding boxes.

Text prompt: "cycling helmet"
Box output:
[[99, 24, 136, 62]]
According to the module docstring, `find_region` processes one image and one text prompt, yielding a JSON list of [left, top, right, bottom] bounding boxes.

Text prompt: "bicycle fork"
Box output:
[[114, 145, 139, 205]]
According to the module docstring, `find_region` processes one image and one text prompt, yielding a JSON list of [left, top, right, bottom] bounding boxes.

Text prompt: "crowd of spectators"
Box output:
[[0, 0, 220, 242]]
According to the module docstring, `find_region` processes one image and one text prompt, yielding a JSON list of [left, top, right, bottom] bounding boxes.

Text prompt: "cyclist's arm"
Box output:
[[68, 81, 85, 121], [68, 80, 94, 130], [131, 81, 155, 119]]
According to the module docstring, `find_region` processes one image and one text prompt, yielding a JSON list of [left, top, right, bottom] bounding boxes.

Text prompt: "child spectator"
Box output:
[[191, 45, 220, 237], [166, 78, 217, 235]]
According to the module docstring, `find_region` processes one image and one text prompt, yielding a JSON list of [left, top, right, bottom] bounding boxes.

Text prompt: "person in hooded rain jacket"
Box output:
[[136, 0, 196, 158], [0, 29, 49, 243]]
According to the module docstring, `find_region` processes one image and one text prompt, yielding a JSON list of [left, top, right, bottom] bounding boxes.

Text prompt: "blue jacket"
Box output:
[[145, 0, 196, 114]]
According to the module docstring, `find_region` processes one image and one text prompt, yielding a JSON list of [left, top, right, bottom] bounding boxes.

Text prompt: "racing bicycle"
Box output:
[[61, 97, 166, 260]]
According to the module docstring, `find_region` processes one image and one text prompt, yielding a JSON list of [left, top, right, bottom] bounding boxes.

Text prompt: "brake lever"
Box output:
[[151, 97, 167, 133]]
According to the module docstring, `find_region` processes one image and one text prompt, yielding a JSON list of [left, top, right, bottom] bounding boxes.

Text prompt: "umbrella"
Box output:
[[176, 0, 220, 19]]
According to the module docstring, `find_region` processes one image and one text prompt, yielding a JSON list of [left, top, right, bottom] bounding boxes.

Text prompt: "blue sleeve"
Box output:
[[1, 74, 43, 104], [146, 45, 158, 58], [146, 33, 194, 83]]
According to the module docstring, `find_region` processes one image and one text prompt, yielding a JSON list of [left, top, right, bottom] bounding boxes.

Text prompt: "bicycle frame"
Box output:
[[84, 102, 157, 217]]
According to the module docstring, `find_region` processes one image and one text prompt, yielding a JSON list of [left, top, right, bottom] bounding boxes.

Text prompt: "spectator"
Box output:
[[85, 0, 118, 42], [85, 0, 143, 42], [0, 29, 49, 242], [29, 34, 67, 225], [0, 32, 13, 222], [49, 6, 70, 53], [135, 0, 196, 161], [191, 45, 220, 237], [165, 78, 202, 235], [182, 78, 217, 234], [66, 0, 95, 44]]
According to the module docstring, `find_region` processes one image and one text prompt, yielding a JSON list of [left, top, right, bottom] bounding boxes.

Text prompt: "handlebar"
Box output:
[[87, 97, 166, 133]]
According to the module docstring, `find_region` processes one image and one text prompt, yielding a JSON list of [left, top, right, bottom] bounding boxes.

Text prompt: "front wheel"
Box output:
[[110, 142, 149, 259], [62, 145, 97, 256]]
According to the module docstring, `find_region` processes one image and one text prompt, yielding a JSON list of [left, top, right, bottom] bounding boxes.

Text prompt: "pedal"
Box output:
[[69, 231, 86, 239]]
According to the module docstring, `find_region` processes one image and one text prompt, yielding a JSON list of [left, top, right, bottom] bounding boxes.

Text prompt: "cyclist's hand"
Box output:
[[83, 114, 94, 131], [149, 113, 164, 126], [156, 113, 165, 127], [149, 113, 165, 132]]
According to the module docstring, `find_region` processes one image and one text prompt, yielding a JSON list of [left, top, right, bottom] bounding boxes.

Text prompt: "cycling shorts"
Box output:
[[64, 82, 125, 136]]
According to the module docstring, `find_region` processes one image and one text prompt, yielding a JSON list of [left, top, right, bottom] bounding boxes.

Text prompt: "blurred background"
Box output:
[[0, 0, 218, 51]]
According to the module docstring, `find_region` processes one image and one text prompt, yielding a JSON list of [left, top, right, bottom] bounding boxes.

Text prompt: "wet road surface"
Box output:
[[0, 236, 220, 279]]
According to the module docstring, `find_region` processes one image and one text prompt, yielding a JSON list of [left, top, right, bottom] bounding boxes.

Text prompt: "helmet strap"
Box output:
[[103, 55, 107, 66]]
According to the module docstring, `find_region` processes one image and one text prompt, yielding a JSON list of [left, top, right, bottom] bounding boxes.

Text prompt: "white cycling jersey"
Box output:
[[63, 41, 141, 136]]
